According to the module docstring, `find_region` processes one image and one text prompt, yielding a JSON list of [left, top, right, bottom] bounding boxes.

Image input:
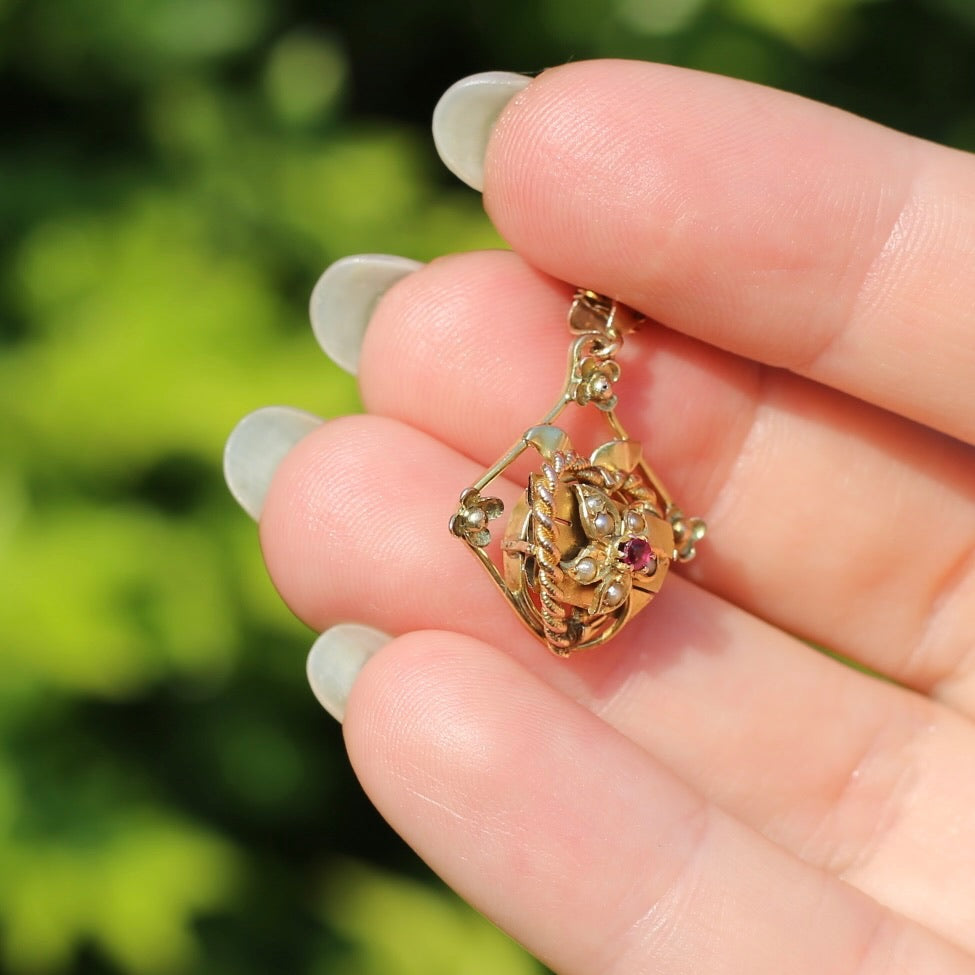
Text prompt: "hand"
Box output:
[[224, 61, 975, 973]]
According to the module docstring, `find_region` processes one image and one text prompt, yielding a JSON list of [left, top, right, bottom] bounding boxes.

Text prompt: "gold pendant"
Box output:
[[450, 290, 705, 655]]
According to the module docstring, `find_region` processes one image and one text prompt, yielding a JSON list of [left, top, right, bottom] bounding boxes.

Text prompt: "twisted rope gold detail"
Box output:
[[530, 453, 572, 652], [529, 450, 635, 653]]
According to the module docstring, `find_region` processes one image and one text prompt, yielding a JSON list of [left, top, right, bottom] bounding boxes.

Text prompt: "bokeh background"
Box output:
[[1, 0, 974, 972]]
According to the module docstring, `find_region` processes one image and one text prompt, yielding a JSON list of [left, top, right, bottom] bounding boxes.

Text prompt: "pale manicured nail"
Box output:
[[309, 254, 422, 375], [306, 623, 392, 722], [223, 405, 322, 520], [432, 71, 532, 191]]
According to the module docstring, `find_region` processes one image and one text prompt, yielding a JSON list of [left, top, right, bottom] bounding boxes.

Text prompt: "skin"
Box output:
[[259, 61, 975, 973]]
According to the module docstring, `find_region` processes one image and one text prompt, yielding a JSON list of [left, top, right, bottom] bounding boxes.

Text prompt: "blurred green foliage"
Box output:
[[0, 0, 972, 972]]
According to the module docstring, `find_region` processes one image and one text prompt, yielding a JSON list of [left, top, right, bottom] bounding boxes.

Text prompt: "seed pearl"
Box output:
[[593, 512, 613, 534], [466, 508, 486, 529], [626, 511, 645, 533], [604, 583, 625, 607], [574, 557, 597, 583]]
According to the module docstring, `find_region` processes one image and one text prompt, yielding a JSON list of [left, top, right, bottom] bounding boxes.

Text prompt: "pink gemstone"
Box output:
[[619, 538, 655, 573]]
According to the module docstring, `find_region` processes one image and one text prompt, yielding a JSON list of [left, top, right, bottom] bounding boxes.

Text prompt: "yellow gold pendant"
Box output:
[[450, 290, 705, 655]]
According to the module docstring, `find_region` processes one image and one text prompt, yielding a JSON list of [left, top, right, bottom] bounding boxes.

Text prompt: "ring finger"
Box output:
[[254, 410, 975, 950]]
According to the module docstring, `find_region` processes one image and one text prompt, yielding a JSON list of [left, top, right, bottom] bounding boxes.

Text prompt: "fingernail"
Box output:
[[223, 405, 321, 520], [310, 254, 422, 375], [306, 623, 392, 722], [432, 71, 532, 191]]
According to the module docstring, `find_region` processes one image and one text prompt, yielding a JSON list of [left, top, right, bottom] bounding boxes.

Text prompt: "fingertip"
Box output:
[[432, 71, 533, 190], [223, 405, 323, 520], [306, 623, 393, 723], [309, 254, 422, 375]]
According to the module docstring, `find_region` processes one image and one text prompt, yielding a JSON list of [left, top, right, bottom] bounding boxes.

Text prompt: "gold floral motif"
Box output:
[[573, 357, 620, 411], [498, 433, 675, 653], [668, 506, 708, 562], [449, 488, 504, 548], [563, 484, 660, 615]]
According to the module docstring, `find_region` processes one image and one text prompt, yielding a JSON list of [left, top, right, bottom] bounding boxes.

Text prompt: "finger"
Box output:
[[349, 250, 975, 712], [443, 62, 975, 445], [260, 414, 975, 950], [342, 630, 975, 975]]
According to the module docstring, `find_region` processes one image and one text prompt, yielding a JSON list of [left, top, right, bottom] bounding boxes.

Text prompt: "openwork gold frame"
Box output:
[[450, 290, 705, 656]]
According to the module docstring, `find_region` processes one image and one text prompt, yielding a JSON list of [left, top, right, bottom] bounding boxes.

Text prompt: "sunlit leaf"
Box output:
[[321, 859, 544, 975]]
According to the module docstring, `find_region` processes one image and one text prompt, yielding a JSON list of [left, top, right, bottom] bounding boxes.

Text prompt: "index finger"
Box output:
[[449, 61, 975, 444]]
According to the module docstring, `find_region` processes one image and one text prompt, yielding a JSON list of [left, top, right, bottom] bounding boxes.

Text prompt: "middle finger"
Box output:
[[339, 249, 975, 712]]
